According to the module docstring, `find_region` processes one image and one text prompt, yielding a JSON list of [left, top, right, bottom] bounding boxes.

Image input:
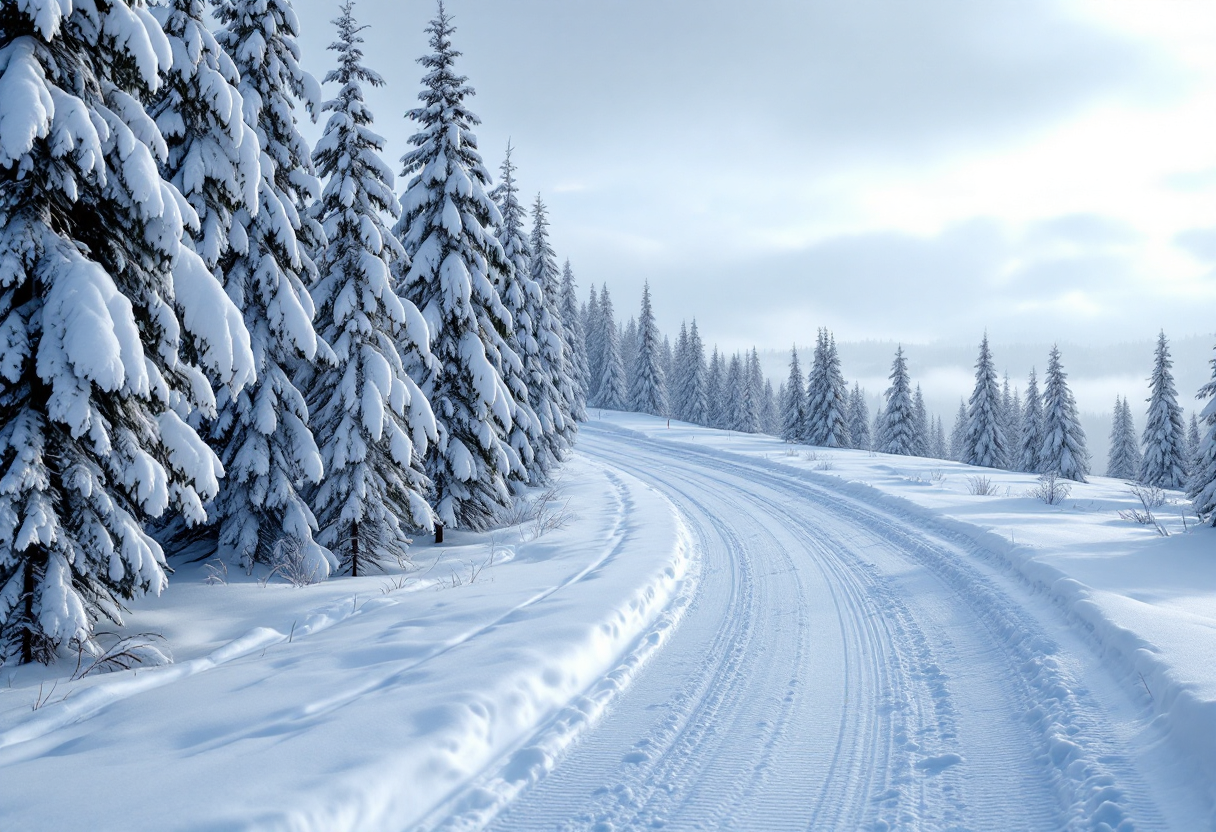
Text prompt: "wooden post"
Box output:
[[435, 523, 444, 544]]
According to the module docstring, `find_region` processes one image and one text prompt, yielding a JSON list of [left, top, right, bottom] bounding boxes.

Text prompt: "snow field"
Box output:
[[0, 458, 693, 832], [594, 411, 1216, 825]]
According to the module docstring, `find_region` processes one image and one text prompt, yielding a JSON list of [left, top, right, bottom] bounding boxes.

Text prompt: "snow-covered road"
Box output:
[[477, 423, 1207, 832]]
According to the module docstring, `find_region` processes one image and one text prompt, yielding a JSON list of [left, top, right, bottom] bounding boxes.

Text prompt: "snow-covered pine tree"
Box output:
[[1139, 330, 1188, 489], [1187, 412, 1202, 474], [1106, 396, 1141, 480], [740, 348, 763, 434], [873, 403, 888, 452], [781, 346, 805, 442], [879, 347, 916, 455], [628, 281, 668, 417], [1188, 341, 1216, 523], [682, 321, 709, 425], [1039, 345, 1089, 482], [585, 283, 603, 403], [847, 383, 871, 451], [561, 259, 589, 422], [1017, 368, 1043, 473], [805, 330, 850, 447], [0, 0, 255, 662], [803, 331, 826, 443], [826, 335, 851, 447], [962, 334, 1008, 469], [210, 0, 331, 568], [526, 197, 574, 460], [912, 385, 929, 457], [707, 347, 726, 429], [725, 353, 746, 431], [949, 399, 968, 461], [931, 415, 948, 460], [671, 322, 690, 420], [395, 3, 518, 533], [622, 316, 639, 394], [308, 1, 436, 574], [998, 372, 1015, 463], [589, 285, 627, 410], [661, 335, 674, 392], [490, 144, 549, 486], [762, 379, 779, 435]]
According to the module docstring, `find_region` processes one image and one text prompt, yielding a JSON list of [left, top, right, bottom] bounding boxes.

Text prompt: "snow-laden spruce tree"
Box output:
[[210, 0, 332, 568], [806, 331, 849, 447], [879, 347, 916, 455], [661, 335, 674, 389], [628, 282, 668, 417], [931, 416, 948, 460], [0, 0, 255, 663], [998, 373, 1016, 461], [309, 1, 436, 574], [528, 195, 574, 456], [395, 3, 518, 533], [672, 320, 708, 425], [762, 379, 779, 435], [589, 285, 627, 410], [1187, 413, 1202, 473], [1106, 396, 1142, 480], [962, 334, 1008, 469], [912, 385, 929, 457], [1139, 330, 1188, 489], [1017, 369, 1044, 473], [490, 145, 555, 485], [707, 347, 726, 429], [949, 399, 968, 461], [584, 284, 603, 404], [1039, 345, 1089, 482], [621, 317, 639, 393], [725, 354, 746, 431], [847, 383, 870, 450], [1188, 342, 1216, 523], [740, 348, 763, 434], [561, 260, 589, 422], [781, 346, 805, 442]]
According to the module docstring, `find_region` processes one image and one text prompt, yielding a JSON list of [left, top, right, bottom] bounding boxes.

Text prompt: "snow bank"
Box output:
[[0, 457, 693, 832]]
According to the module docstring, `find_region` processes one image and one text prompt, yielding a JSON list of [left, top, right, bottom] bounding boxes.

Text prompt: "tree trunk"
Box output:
[[435, 523, 444, 544], [351, 520, 359, 577]]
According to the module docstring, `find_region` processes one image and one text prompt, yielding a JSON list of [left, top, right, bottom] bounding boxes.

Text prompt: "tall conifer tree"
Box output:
[[395, 3, 517, 532], [561, 260, 589, 423], [879, 347, 916, 455], [0, 0, 255, 662], [1040, 345, 1089, 482], [963, 334, 1007, 469], [1106, 396, 1142, 480], [589, 286, 627, 410], [847, 383, 871, 451], [1017, 369, 1044, 473], [528, 196, 574, 457], [628, 282, 668, 417], [1188, 341, 1216, 522], [1139, 331, 1188, 489], [781, 346, 805, 442]]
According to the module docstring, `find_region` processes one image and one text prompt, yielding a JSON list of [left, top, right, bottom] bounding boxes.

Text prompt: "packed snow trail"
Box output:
[[447, 422, 1200, 832]]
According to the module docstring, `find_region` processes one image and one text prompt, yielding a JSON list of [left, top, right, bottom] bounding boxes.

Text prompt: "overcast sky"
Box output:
[[293, 0, 1216, 354]]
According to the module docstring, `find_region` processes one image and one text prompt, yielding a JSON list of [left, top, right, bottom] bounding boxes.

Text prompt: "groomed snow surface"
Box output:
[[1, 413, 1213, 831]]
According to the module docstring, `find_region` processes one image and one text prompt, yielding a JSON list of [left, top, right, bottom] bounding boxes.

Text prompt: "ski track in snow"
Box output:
[[463, 424, 1187, 832]]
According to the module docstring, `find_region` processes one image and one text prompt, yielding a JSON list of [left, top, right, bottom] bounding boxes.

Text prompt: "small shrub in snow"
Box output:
[[259, 538, 335, 588], [815, 458, 835, 471], [1118, 485, 1170, 536], [1029, 472, 1072, 505], [966, 475, 998, 496], [203, 559, 228, 586], [71, 633, 170, 681], [929, 470, 947, 484]]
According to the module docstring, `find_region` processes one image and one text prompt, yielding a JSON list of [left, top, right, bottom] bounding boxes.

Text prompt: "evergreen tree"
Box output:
[[589, 285, 627, 410], [585, 284, 603, 403], [395, 4, 517, 532], [805, 330, 849, 447], [211, 0, 331, 567], [1017, 369, 1044, 473], [998, 372, 1016, 463], [682, 321, 710, 425], [963, 334, 1008, 469], [1039, 345, 1089, 482], [706, 347, 725, 429], [309, 2, 437, 575], [671, 322, 690, 420], [879, 347, 916, 455], [931, 415, 948, 460], [561, 259, 589, 423], [621, 317, 639, 394], [740, 348, 763, 433], [873, 403, 888, 453], [725, 354, 746, 431], [628, 282, 668, 417], [1187, 412, 1202, 474], [912, 385, 929, 457], [949, 399, 968, 462], [1106, 396, 1141, 480], [527, 197, 574, 460], [762, 379, 779, 435], [1188, 341, 1216, 523], [847, 383, 871, 451], [661, 335, 675, 391], [0, 0, 255, 662], [781, 346, 805, 442], [490, 145, 552, 485], [1139, 330, 1188, 489]]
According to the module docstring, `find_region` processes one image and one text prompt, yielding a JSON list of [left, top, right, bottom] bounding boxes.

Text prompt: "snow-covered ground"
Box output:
[[1, 414, 1213, 831]]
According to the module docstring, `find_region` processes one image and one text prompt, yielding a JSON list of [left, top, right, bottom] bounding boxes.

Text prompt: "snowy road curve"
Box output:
[[463, 423, 1202, 832]]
